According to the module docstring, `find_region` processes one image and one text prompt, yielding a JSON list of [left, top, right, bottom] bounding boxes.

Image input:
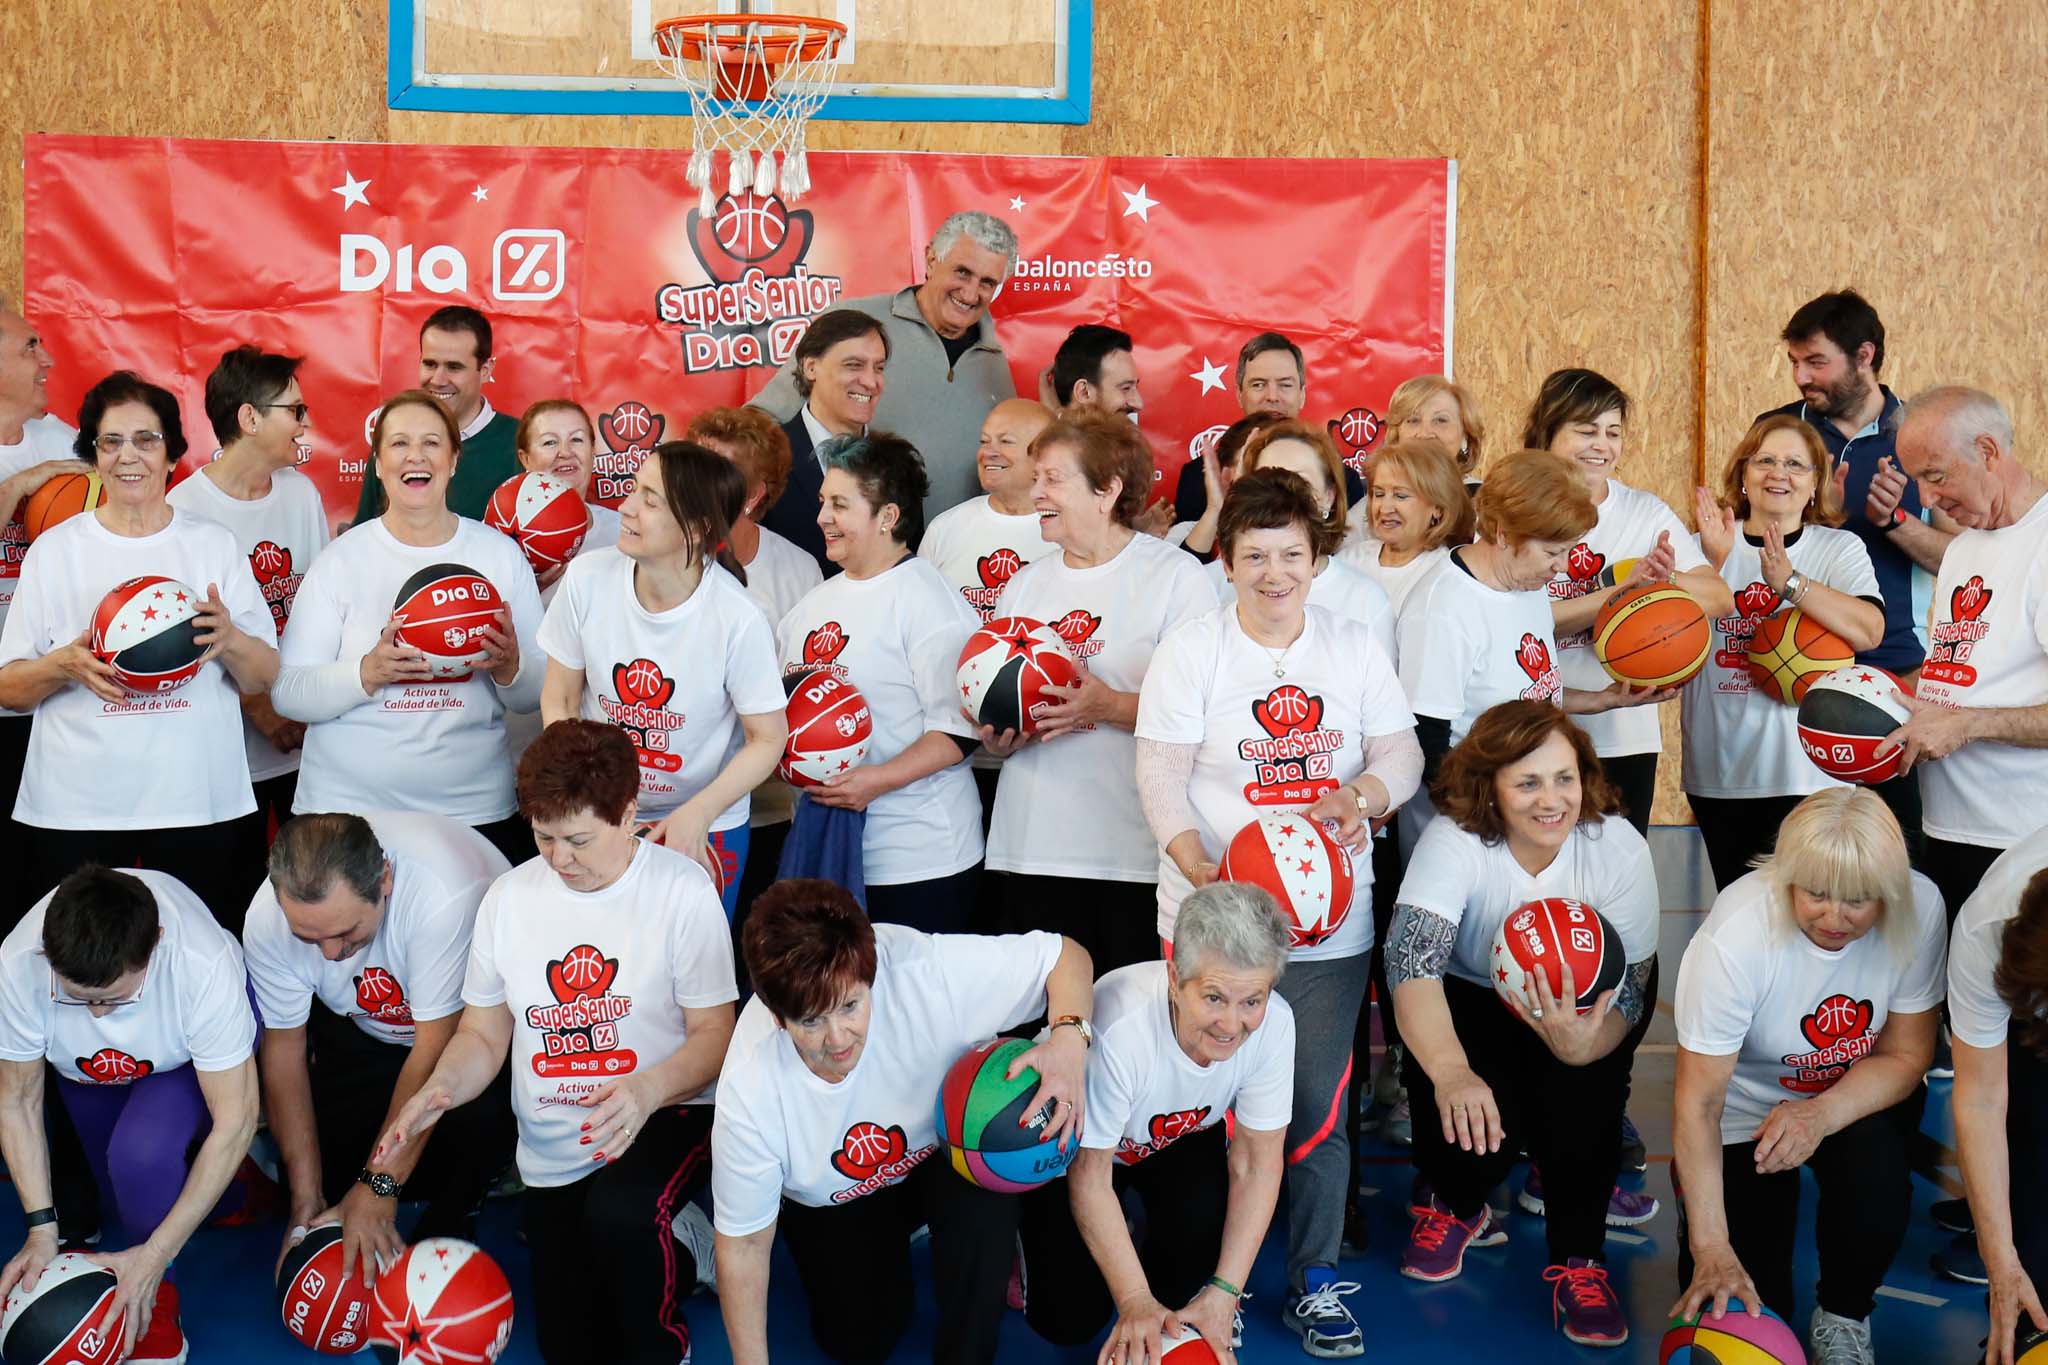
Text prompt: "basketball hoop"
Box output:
[[653, 13, 847, 216]]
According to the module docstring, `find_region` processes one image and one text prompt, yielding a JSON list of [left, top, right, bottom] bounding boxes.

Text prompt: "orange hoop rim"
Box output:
[[653, 14, 848, 65]]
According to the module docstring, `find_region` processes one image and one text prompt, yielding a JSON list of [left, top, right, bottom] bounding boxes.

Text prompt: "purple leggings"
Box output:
[[55, 1066, 208, 1281]]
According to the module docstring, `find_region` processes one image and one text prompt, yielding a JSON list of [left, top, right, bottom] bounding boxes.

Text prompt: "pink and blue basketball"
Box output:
[[1660, 1300, 1805, 1363], [933, 1036, 1070, 1192]]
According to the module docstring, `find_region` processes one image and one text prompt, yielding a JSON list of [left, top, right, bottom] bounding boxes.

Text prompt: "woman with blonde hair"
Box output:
[[1671, 787, 1945, 1363], [1386, 375, 1486, 482], [1342, 435, 1476, 638]]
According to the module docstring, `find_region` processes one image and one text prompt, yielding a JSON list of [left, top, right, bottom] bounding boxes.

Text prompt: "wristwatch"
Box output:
[[1052, 1015, 1093, 1048], [1782, 570, 1810, 605], [357, 1169, 403, 1200]]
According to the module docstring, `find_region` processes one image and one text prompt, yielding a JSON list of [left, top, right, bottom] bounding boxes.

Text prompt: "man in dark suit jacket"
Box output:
[[762, 410, 831, 575]]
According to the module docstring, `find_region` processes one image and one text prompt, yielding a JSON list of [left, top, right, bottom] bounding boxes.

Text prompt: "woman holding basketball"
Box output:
[[1524, 368, 1734, 835], [1019, 881, 1294, 1365], [776, 432, 984, 932], [274, 389, 544, 867], [1386, 701, 1659, 1347], [1671, 789, 1943, 1363], [1681, 416, 1884, 889], [0, 370, 278, 923], [1135, 469, 1420, 1357], [539, 440, 786, 916], [979, 409, 1213, 973], [377, 720, 739, 1365]]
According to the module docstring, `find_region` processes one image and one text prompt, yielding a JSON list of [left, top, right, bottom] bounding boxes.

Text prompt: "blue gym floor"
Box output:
[[3, 905, 1989, 1363]]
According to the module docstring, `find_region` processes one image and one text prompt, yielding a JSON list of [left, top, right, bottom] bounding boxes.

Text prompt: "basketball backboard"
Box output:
[[388, 0, 1091, 121]]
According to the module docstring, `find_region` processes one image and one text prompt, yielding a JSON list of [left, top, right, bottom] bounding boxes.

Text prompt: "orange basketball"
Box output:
[[20, 473, 106, 543], [1592, 582, 1710, 688], [1746, 607, 1853, 704]]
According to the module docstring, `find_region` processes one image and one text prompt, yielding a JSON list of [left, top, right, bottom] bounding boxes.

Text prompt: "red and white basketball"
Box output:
[[0, 1253, 124, 1364], [1490, 898, 1625, 1014], [1216, 813, 1355, 949], [780, 665, 873, 788], [89, 574, 206, 694], [277, 1222, 379, 1354], [483, 471, 591, 576], [955, 617, 1083, 736], [391, 564, 504, 679], [1160, 1327, 1222, 1365], [1797, 664, 1914, 785], [370, 1238, 513, 1364]]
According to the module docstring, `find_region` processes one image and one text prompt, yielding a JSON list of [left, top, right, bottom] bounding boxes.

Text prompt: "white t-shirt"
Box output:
[[461, 842, 738, 1188], [279, 517, 544, 825], [1919, 495, 2048, 848], [538, 553, 784, 830], [1680, 525, 1881, 798], [508, 504, 618, 766], [1947, 825, 2048, 1048], [1137, 604, 1416, 960], [0, 869, 256, 1084], [1396, 813, 1659, 987], [0, 414, 81, 716], [1205, 555, 1396, 667], [1675, 869, 1946, 1143], [710, 925, 1062, 1232], [166, 465, 332, 781], [1084, 961, 1295, 1163], [1547, 480, 1709, 756], [988, 535, 1215, 882], [1337, 540, 1453, 642], [242, 812, 509, 1045], [742, 526, 823, 627], [1398, 551, 1562, 738], [775, 556, 982, 885], [0, 509, 270, 830], [918, 495, 1055, 624]]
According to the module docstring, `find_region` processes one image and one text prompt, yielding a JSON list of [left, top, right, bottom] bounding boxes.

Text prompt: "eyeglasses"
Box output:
[[93, 431, 165, 456], [263, 402, 311, 422], [1750, 456, 1814, 476], [49, 970, 145, 1010]]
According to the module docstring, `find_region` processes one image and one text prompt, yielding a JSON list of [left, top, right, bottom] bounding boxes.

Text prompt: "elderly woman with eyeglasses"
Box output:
[[0, 371, 278, 928]]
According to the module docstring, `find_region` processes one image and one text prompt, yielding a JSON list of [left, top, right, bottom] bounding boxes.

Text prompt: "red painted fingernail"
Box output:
[[593, 1152, 604, 1161], [579, 1137, 590, 1145], [580, 1123, 590, 1132]]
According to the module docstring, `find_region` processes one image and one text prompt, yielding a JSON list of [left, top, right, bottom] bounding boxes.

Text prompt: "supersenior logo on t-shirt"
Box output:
[[1778, 992, 1877, 1093], [526, 943, 637, 1080], [1238, 683, 1345, 805], [1925, 574, 1995, 688], [829, 1119, 933, 1201]]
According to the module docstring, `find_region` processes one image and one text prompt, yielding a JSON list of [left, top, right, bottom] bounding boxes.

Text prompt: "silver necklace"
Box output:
[[1262, 640, 1292, 678]]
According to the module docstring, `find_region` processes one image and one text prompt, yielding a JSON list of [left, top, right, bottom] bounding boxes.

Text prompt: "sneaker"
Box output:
[[1808, 1306, 1876, 1365], [1005, 1253, 1026, 1312], [127, 1282, 188, 1364], [1285, 1274, 1364, 1358], [1409, 1175, 1508, 1222], [1372, 1044, 1406, 1108], [1517, 1168, 1661, 1227], [1619, 1113, 1648, 1173], [670, 1201, 717, 1295], [1932, 1197, 1975, 1234], [1933, 1228, 1989, 1285], [1928, 1028, 1955, 1080], [1543, 1258, 1628, 1347], [1381, 1095, 1412, 1147], [1401, 1197, 1505, 1282], [1231, 1294, 1248, 1349]]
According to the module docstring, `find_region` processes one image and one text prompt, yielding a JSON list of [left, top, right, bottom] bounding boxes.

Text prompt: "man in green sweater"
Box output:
[[351, 305, 521, 526]]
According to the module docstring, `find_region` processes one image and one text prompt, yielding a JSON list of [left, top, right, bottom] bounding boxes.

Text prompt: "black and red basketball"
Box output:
[[391, 564, 503, 679], [0, 1253, 124, 1364], [1797, 664, 1913, 785], [278, 1222, 380, 1355], [483, 471, 591, 576], [955, 616, 1083, 736], [1490, 898, 1625, 1014], [89, 574, 206, 694], [369, 1239, 513, 1364], [780, 665, 873, 787]]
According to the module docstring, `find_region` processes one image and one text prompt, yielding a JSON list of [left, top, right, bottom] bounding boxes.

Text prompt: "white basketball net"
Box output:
[[653, 18, 844, 216]]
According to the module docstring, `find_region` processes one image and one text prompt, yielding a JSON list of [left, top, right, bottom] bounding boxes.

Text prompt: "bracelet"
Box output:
[[21, 1207, 55, 1230], [1206, 1274, 1241, 1300]]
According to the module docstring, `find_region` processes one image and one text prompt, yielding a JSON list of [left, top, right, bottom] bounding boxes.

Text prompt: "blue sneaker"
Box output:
[[1286, 1269, 1364, 1358]]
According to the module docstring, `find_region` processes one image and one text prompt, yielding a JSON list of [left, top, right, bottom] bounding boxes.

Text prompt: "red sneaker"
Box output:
[[1544, 1258, 1628, 1347], [127, 1281, 188, 1364]]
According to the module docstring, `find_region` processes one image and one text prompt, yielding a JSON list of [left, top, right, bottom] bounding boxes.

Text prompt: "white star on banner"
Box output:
[[471, 184, 490, 203], [1121, 183, 1158, 221], [1008, 195, 1026, 212], [1190, 357, 1228, 395], [332, 172, 371, 210]]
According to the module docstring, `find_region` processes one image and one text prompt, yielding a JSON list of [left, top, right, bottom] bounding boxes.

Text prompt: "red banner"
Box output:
[[24, 135, 1450, 525]]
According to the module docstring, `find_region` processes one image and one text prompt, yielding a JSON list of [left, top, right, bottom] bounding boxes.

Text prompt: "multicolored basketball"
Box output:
[[1593, 582, 1711, 687], [1217, 813, 1356, 949], [278, 1222, 380, 1355], [2016, 1324, 2048, 1363], [20, 472, 106, 543], [0, 1253, 124, 1364], [955, 616, 1083, 736], [369, 1239, 514, 1365], [1746, 608, 1853, 704], [483, 471, 591, 576], [1160, 1327, 1223, 1364], [391, 564, 503, 679], [89, 574, 206, 693], [934, 1036, 1070, 1192], [1660, 1301, 1805, 1363], [1796, 665, 1912, 785], [1490, 898, 1625, 1014], [780, 665, 873, 787]]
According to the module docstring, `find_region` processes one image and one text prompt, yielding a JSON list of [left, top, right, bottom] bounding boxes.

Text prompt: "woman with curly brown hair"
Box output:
[[1385, 700, 1659, 1348]]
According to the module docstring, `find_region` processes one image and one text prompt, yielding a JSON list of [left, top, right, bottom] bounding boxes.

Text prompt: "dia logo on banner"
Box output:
[[338, 229, 568, 301]]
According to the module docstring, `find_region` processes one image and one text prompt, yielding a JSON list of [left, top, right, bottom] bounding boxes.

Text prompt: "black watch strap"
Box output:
[[22, 1207, 56, 1229], [357, 1169, 403, 1199]]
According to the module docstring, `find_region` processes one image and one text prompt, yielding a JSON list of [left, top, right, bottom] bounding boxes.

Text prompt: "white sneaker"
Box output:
[[672, 1200, 717, 1295], [1808, 1306, 1875, 1365]]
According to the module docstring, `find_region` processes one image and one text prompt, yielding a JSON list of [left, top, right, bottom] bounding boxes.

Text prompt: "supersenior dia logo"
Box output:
[[658, 193, 845, 375], [1008, 249, 1155, 295], [590, 401, 665, 502]]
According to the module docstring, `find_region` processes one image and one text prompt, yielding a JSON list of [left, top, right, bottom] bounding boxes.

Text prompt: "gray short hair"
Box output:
[[928, 211, 1019, 276], [268, 812, 386, 906], [1902, 385, 2014, 463], [1172, 882, 1291, 982]]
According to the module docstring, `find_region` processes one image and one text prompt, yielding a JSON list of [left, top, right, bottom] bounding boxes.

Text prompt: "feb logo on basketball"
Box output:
[[391, 563, 504, 679]]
